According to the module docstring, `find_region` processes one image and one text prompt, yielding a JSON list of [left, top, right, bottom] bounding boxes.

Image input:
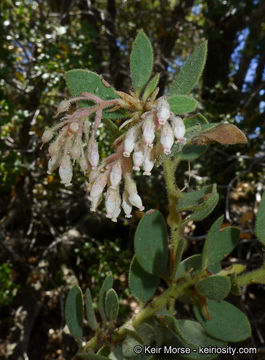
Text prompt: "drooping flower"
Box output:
[[160, 121, 174, 155], [156, 96, 170, 125], [170, 114, 186, 140]]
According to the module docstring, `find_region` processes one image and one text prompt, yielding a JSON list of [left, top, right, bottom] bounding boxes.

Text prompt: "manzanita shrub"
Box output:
[[42, 31, 265, 359]]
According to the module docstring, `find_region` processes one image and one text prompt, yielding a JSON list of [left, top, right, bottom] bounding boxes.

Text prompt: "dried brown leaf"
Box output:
[[195, 124, 247, 145]]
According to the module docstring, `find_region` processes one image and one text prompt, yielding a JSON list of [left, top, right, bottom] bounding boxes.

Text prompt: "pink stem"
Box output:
[[93, 108, 103, 132]]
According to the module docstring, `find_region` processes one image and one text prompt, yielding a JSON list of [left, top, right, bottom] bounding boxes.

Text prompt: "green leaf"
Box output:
[[168, 40, 207, 95], [136, 323, 155, 345], [109, 345, 124, 360], [65, 285, 83, 339], [85, 288, 98, 330], [193, 299, 251, 342], [195, 275, 231, 300], [160, 320, 226, 360], [202, 216, 240, 269], [168, 95, 197, 114], [134, 210, 168, 275], [179, 144, 207, 160], [129, 256, 159, 302], [98, 273, 113, 323], [178, 185, 215, 211], [122, 335, 142, 358], [130, 30, 153, 92], [65, 69, 124, 119], [142, 73, 160, 101], [188, 188, 219, 223], [176, 254, 221, 281], [105, 288, 119, 323], [176, 320, 227, 359], [256, 191, 265, 245]]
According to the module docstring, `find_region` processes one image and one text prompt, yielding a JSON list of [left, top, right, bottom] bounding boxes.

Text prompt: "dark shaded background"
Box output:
[[0, 0, 265, 359]]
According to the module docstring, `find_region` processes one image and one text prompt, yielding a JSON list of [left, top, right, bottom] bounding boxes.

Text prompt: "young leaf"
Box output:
[[85, 288, 98, 331], [193, 299, 251, 342], [168, 95, 197, 114], [168, 41, 208, 95], [130, 30, 153, 93], [105, 288, 119, 323], [65, 69, 125, 119], [134, 210, 168, 275], [129, 255, 159, 302], [142, 73, 160, 101], [98, 273, 113, 323], [65, 285, 83, 339], [256, 191, 265, 245], [202, 216, 240, 269], [195, 275, 231, 300]]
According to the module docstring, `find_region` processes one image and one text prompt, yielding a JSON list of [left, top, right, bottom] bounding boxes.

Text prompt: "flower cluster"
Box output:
[[121, 96, 186, 175], [42, 93, 117, 186], [42, 93, 186, 221]]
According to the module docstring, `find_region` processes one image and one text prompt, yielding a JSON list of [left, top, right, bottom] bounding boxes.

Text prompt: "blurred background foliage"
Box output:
[[0, 0, 265, 359]]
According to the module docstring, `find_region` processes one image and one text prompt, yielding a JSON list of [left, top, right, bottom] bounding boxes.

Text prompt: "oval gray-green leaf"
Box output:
[[195, 275, 231, 300], [65, 285, 83, 339], [160, 321, 225, 360], [193, 299, 251, 342], [85, 288, 98, 330], [256, 191, 265, 245], [129, 256, 159, 302], [168, 40, 207, 95], [105, 288, 119, 323], [122, 335, 142, 358], [136, 323, 155, 345], [168, 95, 197, 114], [134, 210, 168, 275], [130, 30, 153, 92], [98, 273, 113, 323], [202, 216, 240, 269]]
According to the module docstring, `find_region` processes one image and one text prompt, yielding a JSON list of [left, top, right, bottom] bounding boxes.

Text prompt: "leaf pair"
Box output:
[[65, 274, 119, 340]]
